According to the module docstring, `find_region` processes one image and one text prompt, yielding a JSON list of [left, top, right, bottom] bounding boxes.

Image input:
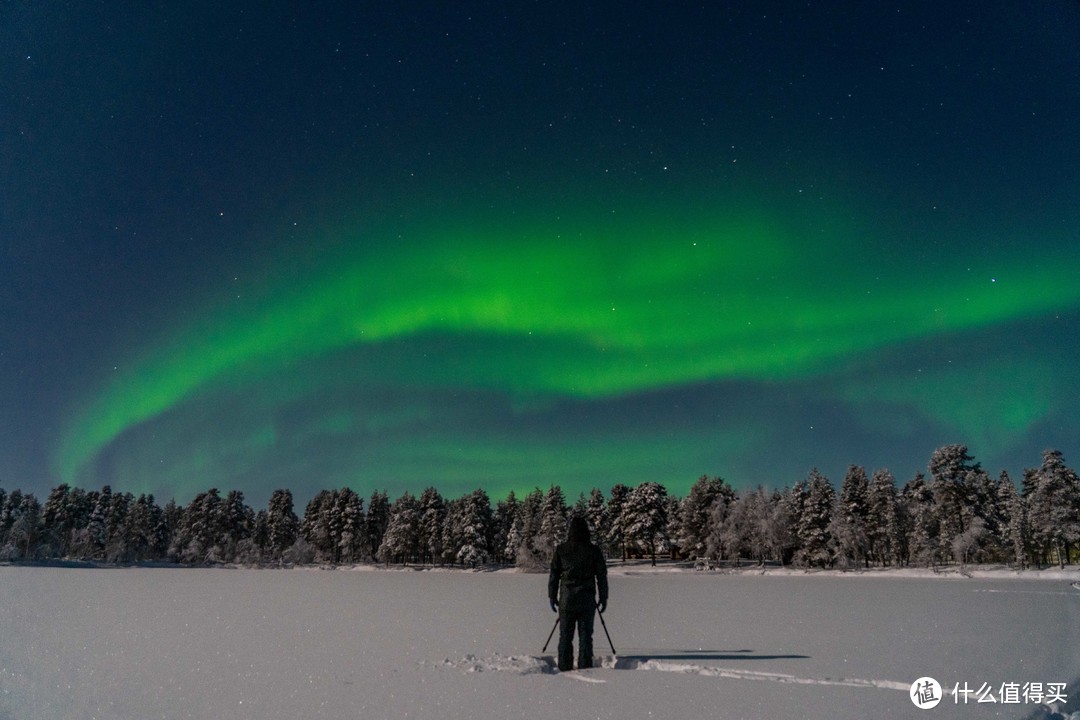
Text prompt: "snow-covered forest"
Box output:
[[2, 445, 1078, 570]]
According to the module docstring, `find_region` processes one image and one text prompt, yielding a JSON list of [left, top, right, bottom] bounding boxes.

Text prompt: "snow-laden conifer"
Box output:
[[267, 489, 299, 560], [903, 473, 937, 567], [1025, 449, 1080, 568], [623, 482, 668, 566], [453, 489, 493, 567], [417, 487, 445, 566], [680, 475, 734, 560], [0, 490, 41, 560], [493, 491, 519, 565], [867, 469, 902, 566], [1001, 474, 1029, 568], [510, 488, 546, 571], [585, 488, 608, 551], [794, 470, 835, 568], [830, 465, 870, 569], [765, 488, 795, 566], [605, 483, 631, 560], [336, 488, 365, 563], [719, 486, 769, 564], [366, 490, 391, 560], [538, 485, 568, 560], [378, 491, 420, 565], [928, 444, 981, 558]]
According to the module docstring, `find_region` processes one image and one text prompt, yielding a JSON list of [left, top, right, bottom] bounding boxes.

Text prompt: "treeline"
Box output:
[[1, 445, 1077, 570]]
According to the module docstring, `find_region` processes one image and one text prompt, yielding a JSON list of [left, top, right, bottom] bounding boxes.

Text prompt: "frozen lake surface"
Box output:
[[1, 565, 1077, 719]]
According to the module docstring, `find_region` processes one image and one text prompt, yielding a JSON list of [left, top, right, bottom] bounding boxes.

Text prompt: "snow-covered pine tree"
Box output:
[[0, 490, 41, 560], [440, 496, 462, 565], [705, 484, 736, 562], [605, 483, 631, 560], [301, 490, 336, 562], [928, 444, 981, 560], [214, 490, 253, 563], [976, 471, 1014, 563], [830, 465, 870, 569], [119, 493, 145, 562], [794, 469, 835, 568], [902, 473, 937, 567], [539, 485, 568, 560], [679, 475, 734, 561], [512, 488, 545, 571], [0, 488, 6, 545], [193, 490, 224, 561], [417, 487, 446, 566], [493, 491, 519, 565], [664, 494, 683, 558], [1000, 472, 1029, 568], [0, 499, 10, 556], [366, 490, 391, 561], [765, 488, 795, 566], [336, 488, 365, 563], [1025, 449, 1080, 568], [205, 489, 231, 562], [574, 492, 588, 516], [103, 490, 134, 563], [378, 491, 420, 565], [41, 483, 74, 557], [124, 494, 165, 562], [867, 469, 902, 566], [45, 483, 96, 559], [266, 489, 299, 561], [502, 504, 524, 566], [61, 487, 88, 556], [585, 488, 608, 552], [958, 466, 1003, 563], [14, 495, 42, 560], [623, 482, 668, 566], [85, 485, 112, 560], [720, 486, 768, 564], [993, 471, 1018, 565], [161, 499, 183, 557], [67, 488, 98, 558], [252, 509, 270, 560], [169, 488, 222, 564], [454, 489, 494, 567]]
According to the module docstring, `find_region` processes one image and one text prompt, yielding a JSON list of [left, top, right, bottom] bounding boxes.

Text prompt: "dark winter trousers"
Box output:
[[557, 605, 595, 671]]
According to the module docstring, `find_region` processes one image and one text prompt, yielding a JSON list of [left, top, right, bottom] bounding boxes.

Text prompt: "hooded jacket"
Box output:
[[548, 517, 608, 612]]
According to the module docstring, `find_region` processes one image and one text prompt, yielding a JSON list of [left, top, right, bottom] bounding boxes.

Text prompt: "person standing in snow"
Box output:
[[548, 515, 608, 671]]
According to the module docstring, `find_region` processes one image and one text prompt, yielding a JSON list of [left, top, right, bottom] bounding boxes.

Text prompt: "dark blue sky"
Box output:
[[3, 1, 1079, 507]]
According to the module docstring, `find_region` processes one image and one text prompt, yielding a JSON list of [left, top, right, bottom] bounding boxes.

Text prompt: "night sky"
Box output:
[[3, 2, 1079, 508]]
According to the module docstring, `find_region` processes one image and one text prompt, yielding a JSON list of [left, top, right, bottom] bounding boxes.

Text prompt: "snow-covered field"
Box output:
[[1, 564, 1078, 720]]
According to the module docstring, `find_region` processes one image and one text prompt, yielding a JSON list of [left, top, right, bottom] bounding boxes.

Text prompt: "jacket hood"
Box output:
[[567, 515, 591, 543]]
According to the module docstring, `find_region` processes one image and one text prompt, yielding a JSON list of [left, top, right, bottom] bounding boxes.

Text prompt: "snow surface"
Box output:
[[1, 564, 1078, 719]]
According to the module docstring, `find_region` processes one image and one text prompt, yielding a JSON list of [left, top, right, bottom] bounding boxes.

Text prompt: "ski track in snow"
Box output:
[[602, 657, 909, 692], [973, 588, 1080, 596], [434, 653, 907, 692]]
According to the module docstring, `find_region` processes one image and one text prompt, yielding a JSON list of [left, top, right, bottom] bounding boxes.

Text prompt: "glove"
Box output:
[[550, 600, 558, 613], [598, 600, 607, 614]]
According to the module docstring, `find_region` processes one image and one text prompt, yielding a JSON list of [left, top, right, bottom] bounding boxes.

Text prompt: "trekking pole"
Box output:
[[597, 609, 616, 656], [541, 616, 560, 653]]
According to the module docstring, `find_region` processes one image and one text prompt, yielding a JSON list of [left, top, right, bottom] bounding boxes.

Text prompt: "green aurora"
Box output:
[[54, 198, 1080, 501], [8, 1, 1080, 510]]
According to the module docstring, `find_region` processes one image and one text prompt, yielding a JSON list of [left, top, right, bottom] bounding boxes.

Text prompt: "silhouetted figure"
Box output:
[[548, 515, 608, 671]]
